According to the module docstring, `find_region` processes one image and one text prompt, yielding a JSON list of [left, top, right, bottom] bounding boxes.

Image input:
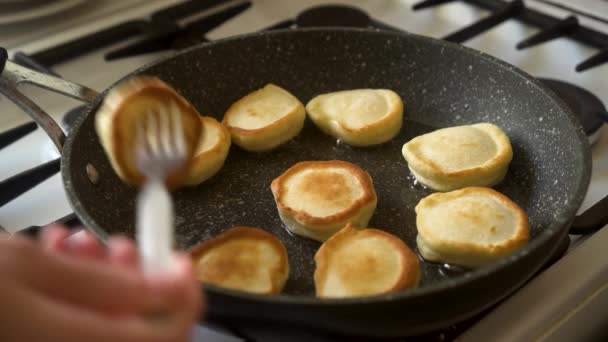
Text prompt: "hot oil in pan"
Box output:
[[174, 119, 528, 296]]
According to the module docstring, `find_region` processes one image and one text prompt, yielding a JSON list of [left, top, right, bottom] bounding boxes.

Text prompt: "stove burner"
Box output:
[[296, 5, 371, 28], [61, 105, 87, 132], [538, 78, 605, 144]]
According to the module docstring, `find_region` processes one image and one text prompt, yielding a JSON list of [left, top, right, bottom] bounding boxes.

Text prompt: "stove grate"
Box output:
[[413, 0, 608, 71]]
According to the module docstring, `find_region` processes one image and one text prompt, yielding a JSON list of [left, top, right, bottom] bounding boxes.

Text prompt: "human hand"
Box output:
[[0, 226, 203, 342]]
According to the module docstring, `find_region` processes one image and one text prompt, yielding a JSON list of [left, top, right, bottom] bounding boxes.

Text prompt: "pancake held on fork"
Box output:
[[306, 89, 403, 146], [415, 187, 530, 268], [270, 160, 377, 242], [401, 123, 513, 191], [222, 83, 306, 152], [190, 226, 289, 295], [95, 76, 202, 188], [314, 224, 420, 298]]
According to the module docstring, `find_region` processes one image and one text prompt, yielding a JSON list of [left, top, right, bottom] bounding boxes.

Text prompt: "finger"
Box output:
[[2, 281, 179, 342], [14, 246, 150, 315], [108, 236, 138, 268], [148, 255, 204, 322], [65, 231, 106, 260], [40, 225, 70, 252], [174, 255, 205, 336], [12, 241, 201, 321], [174, 254, 204, 321], [2, 242, 200, 341], [143, 254, 204, 339]]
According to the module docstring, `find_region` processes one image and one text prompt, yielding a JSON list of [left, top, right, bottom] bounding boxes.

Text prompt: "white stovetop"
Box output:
[[0, 1, 607, 340]]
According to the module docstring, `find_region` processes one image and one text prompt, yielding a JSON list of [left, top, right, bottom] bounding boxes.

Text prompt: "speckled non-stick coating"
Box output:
[[62, 28, 590, 335]]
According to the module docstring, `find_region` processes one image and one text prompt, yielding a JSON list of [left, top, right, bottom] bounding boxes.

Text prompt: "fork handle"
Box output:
[[136, 178, 175, 274]]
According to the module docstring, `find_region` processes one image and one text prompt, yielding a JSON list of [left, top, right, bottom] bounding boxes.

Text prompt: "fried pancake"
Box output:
[[95, 76, 202, 188], [183, 116, 231, 186], [415, 187, 530, 268], [270, 160, 377, 242], [222, 84, 306, 152], [306, 89, 403, 146], [402, 123, 513, 191], [191, 226, 289, 295], [314, 224, 420, 298]]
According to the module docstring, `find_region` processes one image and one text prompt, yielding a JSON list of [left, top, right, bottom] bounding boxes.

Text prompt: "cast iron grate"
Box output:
[[413, 0, 608, 72]]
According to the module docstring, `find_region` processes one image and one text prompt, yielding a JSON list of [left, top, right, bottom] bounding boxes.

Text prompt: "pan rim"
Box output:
[[62, 27, 591, 305]]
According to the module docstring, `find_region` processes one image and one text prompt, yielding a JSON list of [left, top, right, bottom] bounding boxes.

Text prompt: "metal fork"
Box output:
[[135, 102, 186, 274]]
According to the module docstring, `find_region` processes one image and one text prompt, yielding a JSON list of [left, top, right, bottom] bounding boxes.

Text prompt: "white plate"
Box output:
[[0, 0, 84, 25]]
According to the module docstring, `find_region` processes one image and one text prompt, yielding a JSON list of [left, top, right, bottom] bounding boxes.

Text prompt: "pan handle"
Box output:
[[0, 47, 99, 153], [570, 195, 608, 235]]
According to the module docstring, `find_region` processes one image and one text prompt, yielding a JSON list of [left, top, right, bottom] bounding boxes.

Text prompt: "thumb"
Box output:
[[143, 254, 203, 322]]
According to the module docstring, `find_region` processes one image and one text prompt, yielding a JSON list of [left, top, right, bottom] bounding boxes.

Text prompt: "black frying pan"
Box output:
[[0, 28, 600, 337]]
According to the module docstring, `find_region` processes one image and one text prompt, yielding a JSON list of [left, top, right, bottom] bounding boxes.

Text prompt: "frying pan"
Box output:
[[0, 28, 599, 337]]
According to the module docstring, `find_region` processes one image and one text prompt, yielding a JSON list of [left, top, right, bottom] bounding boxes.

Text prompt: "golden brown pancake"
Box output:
[[191, 226, 289, 294], [222, 84, 305, 152], [95, 76, 202, 188], [402, 123, 513, 191], [306, 89, 403, 146], [314, 224, 420, 298], [415, 187, 530, 268], [270, 160, 377, 242]]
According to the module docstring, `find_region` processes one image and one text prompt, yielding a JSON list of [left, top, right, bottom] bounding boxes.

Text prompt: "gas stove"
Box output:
[[1, 1, 607, 341]]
